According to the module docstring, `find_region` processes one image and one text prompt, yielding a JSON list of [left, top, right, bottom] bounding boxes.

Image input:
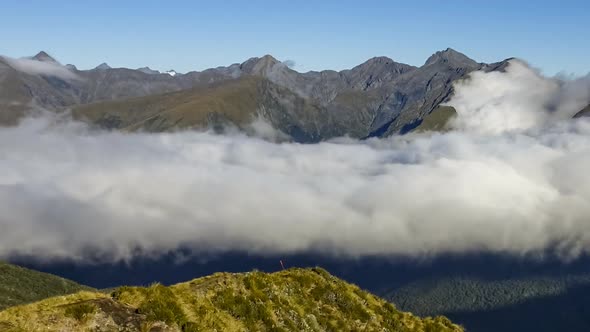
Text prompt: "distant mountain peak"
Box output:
[[32, 51, 57, 63], [366, 56, 396, 64], [137, 66, 160, 75], [424, 48, 477, 67], [94, 62, 112, 70], [346, 56, 416, 90], [260, 54, 279, 62], [352, 56, 414, 71], [240, 54, 282, 75]]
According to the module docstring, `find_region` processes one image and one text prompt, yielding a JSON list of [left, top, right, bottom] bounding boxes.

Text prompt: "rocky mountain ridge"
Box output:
[[0, 49, 511, 140]]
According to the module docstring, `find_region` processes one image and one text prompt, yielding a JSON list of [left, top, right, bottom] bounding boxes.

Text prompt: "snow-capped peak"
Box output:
[[165, 69, 178, 77]]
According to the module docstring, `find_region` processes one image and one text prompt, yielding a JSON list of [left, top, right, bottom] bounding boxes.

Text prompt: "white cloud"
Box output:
[[0, 117, 590, 262], [282, 60, 296, 69], [447, 60, 590, 134], [244, 114, 290, 142], [1, 56, 80, 81], [0, 61, 589, 263]]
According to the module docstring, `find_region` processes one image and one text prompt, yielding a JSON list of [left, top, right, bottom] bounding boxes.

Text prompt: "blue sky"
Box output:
[[1, 0, 588, 75]]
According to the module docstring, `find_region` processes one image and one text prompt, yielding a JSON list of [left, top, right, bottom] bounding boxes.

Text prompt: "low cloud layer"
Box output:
[[1, 56, 80, 80], [1, 61, 590, 263], [448, 60, 590, 134]]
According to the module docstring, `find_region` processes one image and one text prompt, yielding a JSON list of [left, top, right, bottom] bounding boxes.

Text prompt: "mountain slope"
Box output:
[[0, 267, 462, 332], [72, 76, 266, 132], [383, 273, 590, 332], [0, 56, 84, 123], [70, 49, 504, 142], [233, 49, 500, 138], [574, 104, 590, 118], [413, 105, 457, 132], [0, 262, 92, 311], [72, 76, 379, 142], [364, 48, 480, 136], [72, 76, 330, 141]]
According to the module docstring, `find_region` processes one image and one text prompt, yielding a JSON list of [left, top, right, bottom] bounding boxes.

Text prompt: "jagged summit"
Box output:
[[240, 54, 282, 75], [352, 55, 415, 71], [424, 47, 477, 67], [241, 54, 280, 66], [346, 56, 416, 90], [94, 62, 112, 70], [258, 54, 280, 64], [32, 51, 57, 63]]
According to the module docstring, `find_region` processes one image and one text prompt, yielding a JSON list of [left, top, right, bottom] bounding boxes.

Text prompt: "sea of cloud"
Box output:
[[0, 60, 589, 262]]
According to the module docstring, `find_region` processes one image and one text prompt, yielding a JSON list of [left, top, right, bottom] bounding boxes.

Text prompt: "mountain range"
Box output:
[[0, 49, 513, 141]]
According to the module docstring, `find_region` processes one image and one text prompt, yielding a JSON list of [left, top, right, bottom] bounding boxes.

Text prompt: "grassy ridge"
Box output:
[[0, 267, 462, 332], [414, 105, 457, 133], [0, 262, 93, 311]]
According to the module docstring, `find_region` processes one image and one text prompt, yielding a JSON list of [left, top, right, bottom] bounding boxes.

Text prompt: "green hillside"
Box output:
[[385, 274, 590, 316], [413, 105, 457, 133], [384, 274, 590, 332], [0, 267, 462, 332], [71, 76, 265, 132], [0, 262, 93, 311]]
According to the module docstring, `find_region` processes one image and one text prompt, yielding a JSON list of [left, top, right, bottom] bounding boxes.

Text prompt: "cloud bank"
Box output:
[[1, 56, 80, 80], [448, 60, 590, 134], [1, 61, 590, 263]]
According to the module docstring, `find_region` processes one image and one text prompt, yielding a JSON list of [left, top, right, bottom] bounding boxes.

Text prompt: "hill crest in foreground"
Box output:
[[0, 267, 461, 332]]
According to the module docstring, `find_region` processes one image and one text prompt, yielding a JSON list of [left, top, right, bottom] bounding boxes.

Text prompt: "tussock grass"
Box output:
[[63, 302, 96, 321], [0, 291, 106, 331], [1, 267, 463, 332]]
